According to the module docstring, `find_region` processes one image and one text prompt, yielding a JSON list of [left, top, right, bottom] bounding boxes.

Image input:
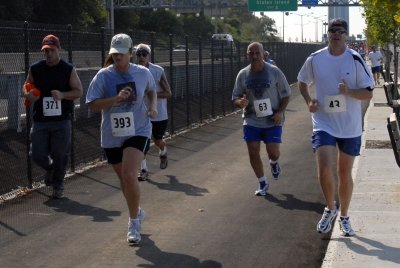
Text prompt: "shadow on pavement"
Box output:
[[42, 195, 121, 222], [265, 193, 324, 214], [146, 175, 209, 196], [133, 234, 223, 268], [341, 236, 400, 265]]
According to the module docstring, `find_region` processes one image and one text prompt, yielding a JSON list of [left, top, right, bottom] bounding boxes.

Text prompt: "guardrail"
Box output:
[[382, 63, 400, 167]]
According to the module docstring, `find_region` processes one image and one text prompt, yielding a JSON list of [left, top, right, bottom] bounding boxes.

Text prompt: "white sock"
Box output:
[[258, 176, 267, 183], [160, 147, 167, 156], [141, 159, 147, 170], [269, 159, 277, 164]]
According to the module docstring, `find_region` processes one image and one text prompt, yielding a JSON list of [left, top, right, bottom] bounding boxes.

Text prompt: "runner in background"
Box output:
[[135, 43, 172, 181]]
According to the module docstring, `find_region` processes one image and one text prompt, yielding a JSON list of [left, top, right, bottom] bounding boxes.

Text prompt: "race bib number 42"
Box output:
[[42, 97, 62, 116], [110, 112, 135, 137], [254, 98, 273, 117], [324, 95, 346, 113]]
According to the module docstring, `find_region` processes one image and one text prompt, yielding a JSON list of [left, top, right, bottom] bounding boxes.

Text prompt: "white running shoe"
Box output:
[[127, 208, 145, 244], [339, 216, 356, 237], [317, 206, 338, 233], [138, 169, 149, 181]]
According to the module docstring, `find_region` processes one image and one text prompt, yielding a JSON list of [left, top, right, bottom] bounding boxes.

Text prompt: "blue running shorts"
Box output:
[[311, 131, 361, 156], [243, 125, 282, 144], [371, 66, 381, 74]]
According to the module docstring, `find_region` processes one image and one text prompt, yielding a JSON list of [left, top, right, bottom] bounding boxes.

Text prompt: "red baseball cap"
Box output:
[[41, 34, 60, 50]]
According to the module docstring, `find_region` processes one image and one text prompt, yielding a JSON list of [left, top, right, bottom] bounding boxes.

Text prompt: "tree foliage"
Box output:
[[0, 1, 281, 42], [0, 0, 107, 28], [361, 0, 400, 46], [361, 0, 400, 86]]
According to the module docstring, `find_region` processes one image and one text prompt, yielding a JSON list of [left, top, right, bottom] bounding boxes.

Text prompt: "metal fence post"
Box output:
[[198, 36, 203, 123], [101, 27, 105, 66], [150, 32, 155, 63], [24, 21, 33, 188], [211, 39, 215, 118], [221, 41, 225, 116], [66, 24, 76, 173], [169, 34, 174, 135], [185, 35, 190, 127]]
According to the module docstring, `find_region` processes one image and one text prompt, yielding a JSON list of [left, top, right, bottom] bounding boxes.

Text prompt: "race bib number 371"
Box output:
[[42, 97, 62, 116], [110, 112, 135, 137]]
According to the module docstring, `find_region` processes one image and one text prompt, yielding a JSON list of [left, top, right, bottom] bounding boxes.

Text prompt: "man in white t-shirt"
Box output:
[[368, 46, 383, 85], [135, 43, 172, 181], [297, 18, 374, 237]]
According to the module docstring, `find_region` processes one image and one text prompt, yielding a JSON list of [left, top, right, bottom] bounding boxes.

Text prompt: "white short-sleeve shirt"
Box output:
[[297, 47, 374, 138]]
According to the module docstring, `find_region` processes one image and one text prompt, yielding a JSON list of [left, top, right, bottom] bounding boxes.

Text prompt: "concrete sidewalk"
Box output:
[[322, 82, 400, 267]]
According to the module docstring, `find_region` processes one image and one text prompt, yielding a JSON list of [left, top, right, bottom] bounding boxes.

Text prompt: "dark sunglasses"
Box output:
[[136, 50, 149, 57], [328, 28, 347, 34]]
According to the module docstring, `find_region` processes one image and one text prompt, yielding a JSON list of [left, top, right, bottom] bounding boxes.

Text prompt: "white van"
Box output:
[[211, 34, 237, 60]]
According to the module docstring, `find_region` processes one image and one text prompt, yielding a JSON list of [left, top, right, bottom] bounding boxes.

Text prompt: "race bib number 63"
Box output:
[[110, 112, 135, 137], [254, 98, 273, 117]]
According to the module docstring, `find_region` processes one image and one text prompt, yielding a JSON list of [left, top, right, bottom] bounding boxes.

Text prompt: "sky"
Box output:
[[259, 6, 366, 42]]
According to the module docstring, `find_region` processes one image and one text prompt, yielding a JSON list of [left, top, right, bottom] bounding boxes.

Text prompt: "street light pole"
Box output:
[[301, 15, 304, 42], [282, 12, 285, 42], [287, 12, 313, 43]]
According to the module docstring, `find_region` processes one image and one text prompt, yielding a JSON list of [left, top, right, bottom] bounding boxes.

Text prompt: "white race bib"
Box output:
[[42, 97, 62, 116], [110, 112, 135, 137], [324, 95, 346, 113], [254, 98, 273, 117]]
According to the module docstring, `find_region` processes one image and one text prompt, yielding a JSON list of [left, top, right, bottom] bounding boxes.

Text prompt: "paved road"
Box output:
[[0, 88, 333, 268]]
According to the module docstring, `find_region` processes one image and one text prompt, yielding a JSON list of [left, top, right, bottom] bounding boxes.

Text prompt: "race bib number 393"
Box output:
[[110, 112, 135, 137], [42, 97, 62, 116], [324, 95, 346, 113], [254, 98, 273, 117]]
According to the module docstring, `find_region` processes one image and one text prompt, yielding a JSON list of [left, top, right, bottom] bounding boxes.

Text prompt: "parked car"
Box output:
[[173, 45, 188, 51], [211, 33, 237, 60]]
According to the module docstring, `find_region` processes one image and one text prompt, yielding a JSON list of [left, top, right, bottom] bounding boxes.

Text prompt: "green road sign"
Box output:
[[248, 0, 298, 11]]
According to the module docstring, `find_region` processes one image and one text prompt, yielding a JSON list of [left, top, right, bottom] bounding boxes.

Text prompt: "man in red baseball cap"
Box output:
[[41, 34, 60, 50], [23, 34, 83, 199]]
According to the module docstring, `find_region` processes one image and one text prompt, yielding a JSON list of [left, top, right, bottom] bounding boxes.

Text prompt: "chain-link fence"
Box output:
[[0, 20, 324, 197]]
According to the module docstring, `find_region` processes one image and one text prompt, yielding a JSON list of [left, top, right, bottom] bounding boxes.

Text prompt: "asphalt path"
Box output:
[[0, 88, 332, 268]]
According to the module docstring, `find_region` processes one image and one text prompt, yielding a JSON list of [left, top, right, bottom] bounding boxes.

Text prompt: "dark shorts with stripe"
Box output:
[[152, 120, 168, 140], [103, 136, 151, 164]]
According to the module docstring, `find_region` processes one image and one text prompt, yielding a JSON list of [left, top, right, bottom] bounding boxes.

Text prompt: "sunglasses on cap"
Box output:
[[136, 50, 149, 57], [328, 28, 347, 34]]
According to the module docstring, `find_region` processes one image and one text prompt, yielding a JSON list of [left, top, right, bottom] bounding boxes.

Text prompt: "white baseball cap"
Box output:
[[109, 33, 133, 54]]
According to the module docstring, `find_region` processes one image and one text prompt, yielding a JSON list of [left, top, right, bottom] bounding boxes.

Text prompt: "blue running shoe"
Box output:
[[254, 182, 269, 196], [270, 162, 281, 179]]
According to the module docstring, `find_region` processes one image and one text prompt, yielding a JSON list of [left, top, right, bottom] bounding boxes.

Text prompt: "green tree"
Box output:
[[0, 0, 34, 21], [362, 0, 400, 85], [0, 0, 107, 28], [138, 9, 183, 35]]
